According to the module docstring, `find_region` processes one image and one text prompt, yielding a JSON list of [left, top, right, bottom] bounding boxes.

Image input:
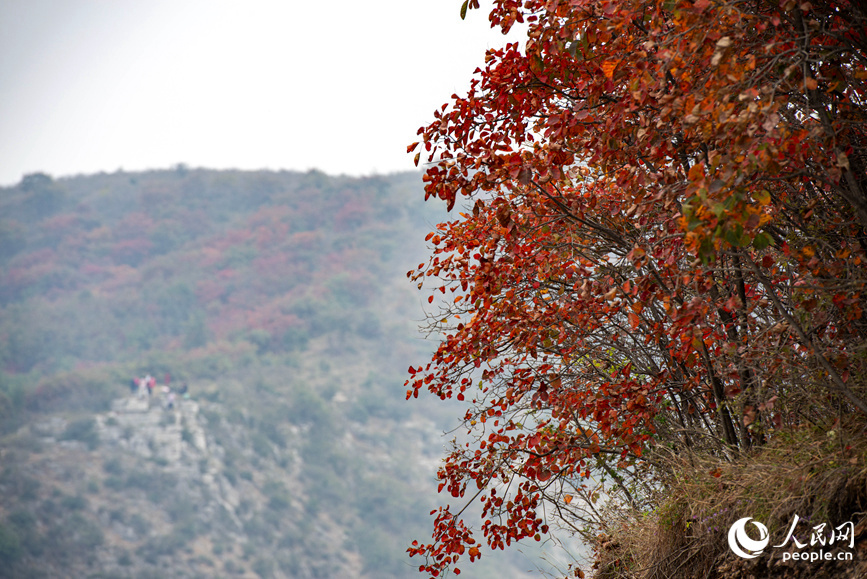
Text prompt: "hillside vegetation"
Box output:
[[0, 168, 553, 578]]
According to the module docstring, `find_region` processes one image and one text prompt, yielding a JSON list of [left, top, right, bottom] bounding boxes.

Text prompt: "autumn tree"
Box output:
[[407, 0, 867, 576]]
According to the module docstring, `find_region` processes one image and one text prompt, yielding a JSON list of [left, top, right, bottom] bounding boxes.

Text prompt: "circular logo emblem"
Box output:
[[728, 517, 770, 559]]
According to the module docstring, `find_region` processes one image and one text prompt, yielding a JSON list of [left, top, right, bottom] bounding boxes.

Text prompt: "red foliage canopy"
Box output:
[[407, 0, 867, 576]]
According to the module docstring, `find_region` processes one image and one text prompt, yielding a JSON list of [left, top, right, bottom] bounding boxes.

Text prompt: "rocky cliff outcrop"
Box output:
[[0, 391, 362, 578]]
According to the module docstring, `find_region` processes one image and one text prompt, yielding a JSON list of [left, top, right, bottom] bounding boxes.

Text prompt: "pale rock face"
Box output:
[[96, 396, 238, 513], [101, 397, 206, 458]]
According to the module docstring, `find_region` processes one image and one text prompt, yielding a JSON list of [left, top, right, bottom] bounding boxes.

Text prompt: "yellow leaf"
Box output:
[[755, 189, 771, 206], [837, 151, 851, 170]]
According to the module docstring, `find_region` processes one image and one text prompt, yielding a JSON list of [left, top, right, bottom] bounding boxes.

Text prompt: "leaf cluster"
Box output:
[[408, 0, 867, 576]]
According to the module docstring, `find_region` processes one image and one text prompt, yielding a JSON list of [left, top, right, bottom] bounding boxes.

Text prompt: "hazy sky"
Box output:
[[0, 0, 523, 186]]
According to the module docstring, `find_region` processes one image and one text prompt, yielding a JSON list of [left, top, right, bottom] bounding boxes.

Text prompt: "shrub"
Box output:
[[59, 417, 99, 449], [263, 480, 291, 512], [140, 534, 177, 563], [60, 494, 88, 511], [128, 514, 150, 538], [0, 468, 40, 502], [252, 556, 275, 578], [7, 511, 42, 558], [102, 476, 124, 491], [103, 457, 123, 475], [125, 469, 177, 502], [0, 523, 22, 570], [26, 370, 116, 413], [250, 432, 273, 458], [10, 433, 43, 454], [277, 552, 300, 576], [224, 560, 243, 575]]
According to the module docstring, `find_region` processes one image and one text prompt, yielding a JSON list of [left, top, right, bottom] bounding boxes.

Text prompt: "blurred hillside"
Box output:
[[0, 168, 555, 578], [0, 168, 431, 380]]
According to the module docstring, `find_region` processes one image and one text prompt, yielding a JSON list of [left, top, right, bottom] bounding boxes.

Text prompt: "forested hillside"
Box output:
[[1, 168, 422, 380], [0, 168, 555, 578]]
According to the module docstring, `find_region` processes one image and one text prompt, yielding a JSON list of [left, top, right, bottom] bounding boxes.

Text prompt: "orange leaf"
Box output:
[[564, 494, 573, 505], [601, 61, 617, 79]]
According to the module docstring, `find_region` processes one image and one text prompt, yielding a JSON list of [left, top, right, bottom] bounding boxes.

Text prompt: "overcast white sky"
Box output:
[[0, 0, 524, 186]]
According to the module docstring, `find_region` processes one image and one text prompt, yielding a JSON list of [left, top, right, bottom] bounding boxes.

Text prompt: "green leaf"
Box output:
[[753, 231, 774, 250], [460, 0, 469, 20]]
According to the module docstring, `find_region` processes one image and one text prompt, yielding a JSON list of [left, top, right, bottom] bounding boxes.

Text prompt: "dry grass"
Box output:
[[590, 422, 867, 579]]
